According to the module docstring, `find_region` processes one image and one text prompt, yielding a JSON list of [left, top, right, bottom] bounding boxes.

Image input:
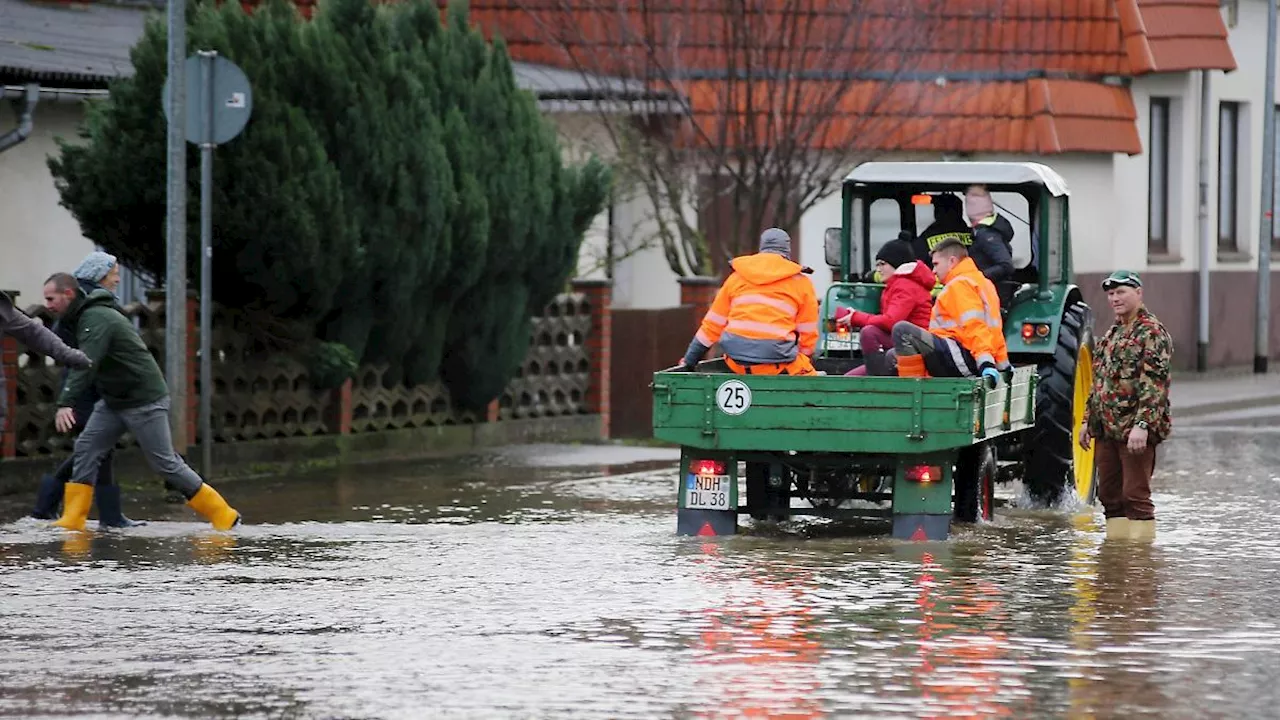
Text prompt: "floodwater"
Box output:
[[2, 423, 1280, 719]]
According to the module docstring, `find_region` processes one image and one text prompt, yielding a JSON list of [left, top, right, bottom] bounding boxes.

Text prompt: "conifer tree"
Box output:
[[48, 0, 609, 407]]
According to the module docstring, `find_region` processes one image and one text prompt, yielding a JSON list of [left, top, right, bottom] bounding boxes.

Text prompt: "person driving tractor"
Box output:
[[892, 238, 1010, 383], [679, 228, 819, 376], [964, 185, 1016, 284]]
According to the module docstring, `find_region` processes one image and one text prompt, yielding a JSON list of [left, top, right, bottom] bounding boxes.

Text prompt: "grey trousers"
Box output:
[[71, 396, 203, 497], [892, 322, 939, 357]]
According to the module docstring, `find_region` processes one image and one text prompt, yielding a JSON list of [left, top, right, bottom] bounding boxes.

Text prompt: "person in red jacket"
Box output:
[[834, 238, 936, 376]]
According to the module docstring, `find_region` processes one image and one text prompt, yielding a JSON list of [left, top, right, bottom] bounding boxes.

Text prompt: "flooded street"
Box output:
[[3, 425, 1280, 719]]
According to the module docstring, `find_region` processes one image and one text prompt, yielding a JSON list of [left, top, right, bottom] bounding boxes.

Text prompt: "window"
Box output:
[[1218, 101, 1241, 252], [1148, 98, 1171, 254]]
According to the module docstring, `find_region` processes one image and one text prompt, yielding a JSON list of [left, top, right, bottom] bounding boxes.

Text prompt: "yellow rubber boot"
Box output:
[[186, 484, 242, 530], [1129, 519, 1156, 541], [1104, 517, 1131, 539], [52, 482, 94, 531]]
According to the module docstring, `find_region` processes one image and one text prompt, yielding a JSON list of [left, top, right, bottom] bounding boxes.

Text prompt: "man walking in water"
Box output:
[[1079, 270, 1172, 540], [52, 251, 242, 531]]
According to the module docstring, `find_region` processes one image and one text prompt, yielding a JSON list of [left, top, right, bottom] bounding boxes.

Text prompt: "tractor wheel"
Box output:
[[1024, 301, 1099, 507], [954, 443, 995, 523]]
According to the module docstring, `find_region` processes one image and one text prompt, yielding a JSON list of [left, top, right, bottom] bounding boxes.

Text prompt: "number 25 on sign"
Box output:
[[716, 379, 752, 415]]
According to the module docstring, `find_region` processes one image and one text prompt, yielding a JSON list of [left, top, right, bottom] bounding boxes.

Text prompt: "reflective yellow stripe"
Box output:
[[730, 294, 798, 316], [704, 311, 728, 326], [695, 329, 715, 345], [926, 231, 972, 251], [796, 321, 818, 333]]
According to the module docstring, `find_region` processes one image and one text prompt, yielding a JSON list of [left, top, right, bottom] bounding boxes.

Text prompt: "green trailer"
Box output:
[[653, 162, 1098, 541]]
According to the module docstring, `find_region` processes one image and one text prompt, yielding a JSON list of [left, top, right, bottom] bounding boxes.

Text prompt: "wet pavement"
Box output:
[[2, 428, 1280, 718]]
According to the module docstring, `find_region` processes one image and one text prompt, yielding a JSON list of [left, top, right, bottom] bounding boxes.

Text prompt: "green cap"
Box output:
[[1101, 269, 1142, 290]]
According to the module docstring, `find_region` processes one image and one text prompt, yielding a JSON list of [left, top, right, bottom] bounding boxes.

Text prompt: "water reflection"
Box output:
[[1, 430, 1279, 717]]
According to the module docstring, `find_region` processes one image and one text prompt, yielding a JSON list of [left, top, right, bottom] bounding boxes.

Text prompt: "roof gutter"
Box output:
[[0, 84, 39, 154]]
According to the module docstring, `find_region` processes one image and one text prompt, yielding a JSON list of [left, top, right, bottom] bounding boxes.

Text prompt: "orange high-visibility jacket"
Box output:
[[696, 253, 819, 364], [930, 257, 1009, 369]]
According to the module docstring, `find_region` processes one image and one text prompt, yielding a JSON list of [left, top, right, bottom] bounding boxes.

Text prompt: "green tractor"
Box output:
[[653, 162, 1097, 541]]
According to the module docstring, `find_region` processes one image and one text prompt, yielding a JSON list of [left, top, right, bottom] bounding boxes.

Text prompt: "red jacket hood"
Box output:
[[730, 253, 804, 285], [888, 260, 937, 291]]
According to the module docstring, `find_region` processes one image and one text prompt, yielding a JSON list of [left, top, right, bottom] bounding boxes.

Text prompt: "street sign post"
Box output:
[[163, 51, 252, 479]]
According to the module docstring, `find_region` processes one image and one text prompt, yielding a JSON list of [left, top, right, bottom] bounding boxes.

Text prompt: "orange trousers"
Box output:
[[724, 355, 817, 376]]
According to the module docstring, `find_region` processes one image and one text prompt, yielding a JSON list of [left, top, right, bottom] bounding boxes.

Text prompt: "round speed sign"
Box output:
[[715, 379, 752, 415]]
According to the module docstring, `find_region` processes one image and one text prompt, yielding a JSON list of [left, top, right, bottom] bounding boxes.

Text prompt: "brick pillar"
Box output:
[[1, 290, 19, 458], [679, 276, 720, 332], [326, 378, 354, 434], [572, 279, 612, 438]]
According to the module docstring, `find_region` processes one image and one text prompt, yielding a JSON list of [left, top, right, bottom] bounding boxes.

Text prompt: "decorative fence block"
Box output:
[[498, 292, 591, 421], [349, 363, 477, 433], [4, 291, 597, 458]]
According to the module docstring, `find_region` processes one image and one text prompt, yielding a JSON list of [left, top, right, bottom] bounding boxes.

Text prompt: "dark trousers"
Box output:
[[847, 326, 896, 376], [1096, 439, 1157, 520]]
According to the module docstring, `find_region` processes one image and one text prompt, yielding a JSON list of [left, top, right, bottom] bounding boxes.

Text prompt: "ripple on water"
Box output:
[[1, 432, 1280, 716]]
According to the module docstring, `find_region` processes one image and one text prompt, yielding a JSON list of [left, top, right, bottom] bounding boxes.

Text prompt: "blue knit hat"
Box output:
[[73, 251, 117, 283]]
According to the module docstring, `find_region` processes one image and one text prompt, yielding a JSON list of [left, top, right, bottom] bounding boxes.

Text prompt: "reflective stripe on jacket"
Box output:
[[695, 253, 819, 365], [929, 257, 1009, 369]]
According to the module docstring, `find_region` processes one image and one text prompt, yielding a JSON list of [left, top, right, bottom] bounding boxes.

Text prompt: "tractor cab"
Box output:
[[818, 161, 1076, 362]]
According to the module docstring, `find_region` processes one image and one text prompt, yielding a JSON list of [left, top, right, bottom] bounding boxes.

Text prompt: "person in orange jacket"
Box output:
[[893, 238, 1010, 383], [679, 228, 819, 376]]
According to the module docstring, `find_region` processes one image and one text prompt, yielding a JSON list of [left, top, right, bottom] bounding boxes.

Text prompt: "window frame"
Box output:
[[1148, 97, 1172, 255], [1217, 101, 1242, 253]]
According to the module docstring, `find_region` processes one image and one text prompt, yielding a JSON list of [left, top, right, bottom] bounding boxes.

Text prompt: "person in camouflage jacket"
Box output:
[[1079, 270, 1172, 541]]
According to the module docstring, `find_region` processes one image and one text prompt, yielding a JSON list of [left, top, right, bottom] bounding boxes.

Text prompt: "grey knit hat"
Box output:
[[73, 251, 117, 283], [758, 228, 791, 259]]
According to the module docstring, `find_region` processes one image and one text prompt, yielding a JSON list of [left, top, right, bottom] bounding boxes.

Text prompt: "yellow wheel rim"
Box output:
[[1071, 343, 1097, 503]]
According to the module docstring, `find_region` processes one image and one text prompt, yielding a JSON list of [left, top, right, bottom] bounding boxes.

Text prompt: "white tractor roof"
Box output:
[[844, 161, 1070, 197]]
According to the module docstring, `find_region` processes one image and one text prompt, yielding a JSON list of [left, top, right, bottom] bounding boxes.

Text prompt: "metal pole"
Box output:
[[1256, 0, 1278, 374], [165, 0, 188, 446], [199, 51, 215, 478], [1197, 69, 1212, 372]]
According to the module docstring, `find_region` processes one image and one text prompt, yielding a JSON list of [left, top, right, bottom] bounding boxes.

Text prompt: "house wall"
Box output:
[[0, 100, 95, 307], [550, 112, 683, 309]]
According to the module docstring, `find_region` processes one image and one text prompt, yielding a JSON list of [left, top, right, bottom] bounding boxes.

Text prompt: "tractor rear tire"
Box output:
[[954, 443, 996, 523], [1024, 300, 1098, 507]]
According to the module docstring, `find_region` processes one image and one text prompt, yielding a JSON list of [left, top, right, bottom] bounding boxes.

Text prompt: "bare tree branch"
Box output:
[[507, 0, 1003, 276]]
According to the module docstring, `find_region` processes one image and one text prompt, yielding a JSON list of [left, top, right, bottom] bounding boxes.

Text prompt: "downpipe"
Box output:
[[1196, 70, 1212, 372], [0, 84, 39, 154]]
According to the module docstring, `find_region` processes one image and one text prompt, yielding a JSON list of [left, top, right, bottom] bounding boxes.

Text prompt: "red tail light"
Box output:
[[691, 459, 727, 476], [1021, 323, 1035, 340], [905, 465, 942, 483]]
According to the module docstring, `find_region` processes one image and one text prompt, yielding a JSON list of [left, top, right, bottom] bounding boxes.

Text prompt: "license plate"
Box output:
[[826, 338, 855, 351], [684, 474, 733, 510]]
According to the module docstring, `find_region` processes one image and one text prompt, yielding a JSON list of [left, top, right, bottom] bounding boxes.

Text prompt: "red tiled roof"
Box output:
[[1117, 0, 1237, 74], [682, 77, 1140, 154], [236, 0, 1232, 154]]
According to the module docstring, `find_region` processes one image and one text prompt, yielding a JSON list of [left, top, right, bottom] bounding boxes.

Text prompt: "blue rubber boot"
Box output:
[[30, 474, 64, 520], [94, 484, 144, 528]]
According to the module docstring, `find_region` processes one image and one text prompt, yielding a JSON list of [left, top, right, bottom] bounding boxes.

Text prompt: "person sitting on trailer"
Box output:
[[678, 228, 819, 376], [892, 238, 1010, 383], [833, 236, 935, 376]]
